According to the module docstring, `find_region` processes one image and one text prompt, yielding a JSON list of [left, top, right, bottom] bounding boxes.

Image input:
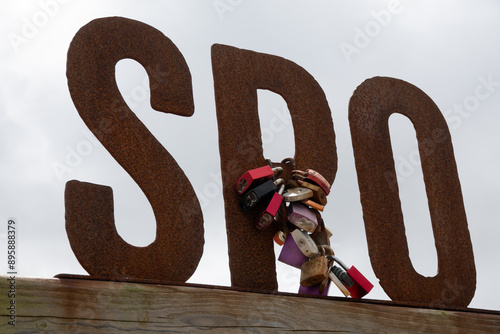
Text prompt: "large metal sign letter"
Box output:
[[212, 44, 337, 290], [349, 76, 476, 306], [65, 17, 204, 282]]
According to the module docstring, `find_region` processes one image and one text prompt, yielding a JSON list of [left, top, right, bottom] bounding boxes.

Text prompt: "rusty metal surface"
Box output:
[[211, 44, 337, 291], [348, 76, 476, 306], [65, 17, 204, 282]]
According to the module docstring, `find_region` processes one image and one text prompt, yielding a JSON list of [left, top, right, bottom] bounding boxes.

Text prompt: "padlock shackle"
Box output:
[[281, 157, 296, 170], [327, 255, 349, 272], [278, 184, 285, 195], [272, 166, 283, 174]]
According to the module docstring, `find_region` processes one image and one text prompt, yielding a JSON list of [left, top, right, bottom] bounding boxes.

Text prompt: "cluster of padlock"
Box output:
[[235, 160, 373, 298]]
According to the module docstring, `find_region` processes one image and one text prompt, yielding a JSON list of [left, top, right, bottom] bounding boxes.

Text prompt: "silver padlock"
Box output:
[[283, 187, 313, 202], [290, 229, 320, 258]]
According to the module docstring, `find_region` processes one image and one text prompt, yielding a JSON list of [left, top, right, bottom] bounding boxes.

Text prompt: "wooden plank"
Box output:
[[1, 276, 499, 333]]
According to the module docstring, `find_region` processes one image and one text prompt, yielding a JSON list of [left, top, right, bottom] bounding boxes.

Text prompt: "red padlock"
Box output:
[[329, 255, 373, 298], [346, 266, 374, 298], [255, 184, 285, 231], [235, 166, 282, 195]]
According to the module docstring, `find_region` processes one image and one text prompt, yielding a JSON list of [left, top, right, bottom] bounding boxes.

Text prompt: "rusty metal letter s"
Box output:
[[65, 17, 204, 282]]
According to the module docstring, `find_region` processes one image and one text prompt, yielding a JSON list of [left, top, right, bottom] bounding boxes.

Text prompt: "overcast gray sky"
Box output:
[[1, 0, 499, 311]]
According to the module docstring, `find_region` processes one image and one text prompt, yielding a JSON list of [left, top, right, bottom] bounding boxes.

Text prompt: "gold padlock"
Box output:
[[300, 256, 329, 287]]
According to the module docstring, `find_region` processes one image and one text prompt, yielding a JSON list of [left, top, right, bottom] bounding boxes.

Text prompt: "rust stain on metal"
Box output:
[[211, 44, 337, 291], [348, 76, 476, 306], [65, 17, 204, 282]]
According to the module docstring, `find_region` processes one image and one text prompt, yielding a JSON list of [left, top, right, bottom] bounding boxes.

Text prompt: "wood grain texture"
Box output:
[[1, 276, 499, 333]]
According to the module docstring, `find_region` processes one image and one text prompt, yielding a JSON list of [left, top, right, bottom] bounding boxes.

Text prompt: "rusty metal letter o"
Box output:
[[65, 17, 204, 282], [348, 77, 476, 306]]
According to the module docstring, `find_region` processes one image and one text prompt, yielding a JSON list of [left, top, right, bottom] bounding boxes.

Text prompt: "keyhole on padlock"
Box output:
[[257, 90, 295, 161]]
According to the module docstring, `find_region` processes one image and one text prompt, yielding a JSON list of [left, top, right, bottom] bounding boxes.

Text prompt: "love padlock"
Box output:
[[290, 229, 320, 258], [299, 255, 329, 287], [311, 213, 332, 249], [328, 255, 373, 298], [235, 165, 282, 195], [255, 184, 285, 231], [239, 178, 283, 212], [331, 264, 354, 288], [283, 187, 313, 202], [287, 202, 318, 233], [298, 278, 331, 296], [292, 169, 331, 195], [277, 230, 308, 268], [328, 265, 351, 297], [296, 180, 327, 206]]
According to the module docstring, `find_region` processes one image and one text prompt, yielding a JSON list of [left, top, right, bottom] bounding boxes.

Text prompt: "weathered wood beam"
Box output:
[[1, 276, 499, 333]]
